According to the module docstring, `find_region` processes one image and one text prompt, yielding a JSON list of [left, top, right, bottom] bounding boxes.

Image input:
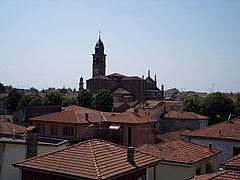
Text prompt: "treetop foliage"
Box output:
[[182, 92, 238, 124]]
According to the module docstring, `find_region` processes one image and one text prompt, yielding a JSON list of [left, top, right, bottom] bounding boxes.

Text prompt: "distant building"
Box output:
[[0, 93, 8, 114], [29, 105, 157, 146], [85, 36, 164, 102], [161, 111, 209, 131], [12, 105, 61, 125]]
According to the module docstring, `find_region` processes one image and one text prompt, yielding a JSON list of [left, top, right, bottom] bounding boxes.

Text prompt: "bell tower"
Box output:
[[92, 32, 107, 78]]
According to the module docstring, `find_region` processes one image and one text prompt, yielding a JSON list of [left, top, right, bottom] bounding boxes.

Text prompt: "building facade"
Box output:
[[86, 37, 163, 102]]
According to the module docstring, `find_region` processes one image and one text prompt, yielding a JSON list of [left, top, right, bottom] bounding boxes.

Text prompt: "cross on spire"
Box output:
[[99, 31, 101, 39]]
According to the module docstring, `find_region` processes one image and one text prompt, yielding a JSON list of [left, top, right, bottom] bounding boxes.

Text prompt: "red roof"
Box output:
[[156, 129, 192, 143], [164, 111, 209, 120], [14, 139, 160, 179], [191, 170, 240, 179], [183, 119, 240, 141], [30, 105, 157, 124], [137, 140, 221, 165], [0, 121, 27, 134], [222, 154, 240, 169]]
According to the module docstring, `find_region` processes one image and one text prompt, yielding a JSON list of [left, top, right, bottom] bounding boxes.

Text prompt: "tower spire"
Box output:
[[99, 31, 101, 39]]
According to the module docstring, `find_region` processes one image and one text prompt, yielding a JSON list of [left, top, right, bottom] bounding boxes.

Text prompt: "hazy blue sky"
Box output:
[[1, 0, 240, 92]]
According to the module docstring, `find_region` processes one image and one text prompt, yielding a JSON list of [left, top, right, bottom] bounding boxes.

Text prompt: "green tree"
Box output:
[[18, 95, 33, 109], [0, 83, 5, 93], [235, 95, 240, 117], [182, 96, 202, 113], [62, 97, 77, 107], [29, 97, 43, 106], [77, 89, 93, 108], [201, 92, 235, 123], [6, 88, 23, 112], [92, 89, 113, 112], [29, 87, 39, 93], [42, 89, 63, 105]]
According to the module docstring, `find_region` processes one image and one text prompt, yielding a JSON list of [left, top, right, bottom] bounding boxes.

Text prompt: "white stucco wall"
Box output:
[[189, 137, 240, 163], [0, 141, 68, 180], [0, 143, 27, 180]]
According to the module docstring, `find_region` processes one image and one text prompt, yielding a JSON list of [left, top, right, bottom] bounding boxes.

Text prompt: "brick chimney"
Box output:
[[127, 147, 135, 165], [26, 126, 38, 159], [85, 113, 89, 121]]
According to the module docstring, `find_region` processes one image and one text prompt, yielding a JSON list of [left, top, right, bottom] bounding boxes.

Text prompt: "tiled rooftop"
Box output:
[[156, 129, 192, 143], [222, 154, 240, 169], [137, 140, 221, 165], [0, 120, 26, 134], [121, 76, 144, 81], [30, 105, 157, 124], [14, 139, 160, 179], [0, 93, 8, 100], [113, 88, 131, 95], [164, 111, 209, 120], [191, 170, 240, 179], [183, 119, 240, 141]]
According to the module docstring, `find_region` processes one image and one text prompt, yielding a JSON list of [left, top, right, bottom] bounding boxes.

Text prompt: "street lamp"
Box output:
[[80, 124, 94, 142]]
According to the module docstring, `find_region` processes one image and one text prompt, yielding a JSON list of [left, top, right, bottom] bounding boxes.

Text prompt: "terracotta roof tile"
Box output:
[[164, 111, 209, 120], [113, 88, 131, 95], [137, 140, 221, 164], [191, 170, 240, 179], [183, 119, 240, 141], [14, 139, 161, 179], [0, 121, 27, 134], [222, 154, 240, 169], [156, 129, 192, 142], [30, 105, 157, 124]]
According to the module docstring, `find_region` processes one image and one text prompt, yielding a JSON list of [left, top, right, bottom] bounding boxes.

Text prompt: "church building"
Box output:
[[84, 35, 163, 103]]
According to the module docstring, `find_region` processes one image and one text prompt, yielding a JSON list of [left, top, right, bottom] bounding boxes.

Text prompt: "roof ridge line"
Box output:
[[74, 109, 80, 123], [130, 114, 138, 123], [173, 141, 192, 163], [88, 141, 102, 179]]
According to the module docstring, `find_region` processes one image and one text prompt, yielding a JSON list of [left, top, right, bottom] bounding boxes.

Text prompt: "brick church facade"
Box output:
[[85, 36, 163, 103]]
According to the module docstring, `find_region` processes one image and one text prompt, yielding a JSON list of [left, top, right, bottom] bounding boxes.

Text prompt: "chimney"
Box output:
[[26, 126, 38, 159], [209, 143, 212, 151], [127, 147, 135, 165], [13, 129, 16, 140], [85, 113, 89, 121], [134, 108, 138, 115], [164, 107, 166, 113]]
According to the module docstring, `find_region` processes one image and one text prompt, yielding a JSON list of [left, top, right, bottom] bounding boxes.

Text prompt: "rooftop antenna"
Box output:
[[99, 31, 101, 39]]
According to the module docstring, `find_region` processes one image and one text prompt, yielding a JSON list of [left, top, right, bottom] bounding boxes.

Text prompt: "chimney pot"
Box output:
[[85, 113, 89, 121], [127, 147, 135, 165], [13, 129, 16, 140], [209, 143, 212, 150]]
